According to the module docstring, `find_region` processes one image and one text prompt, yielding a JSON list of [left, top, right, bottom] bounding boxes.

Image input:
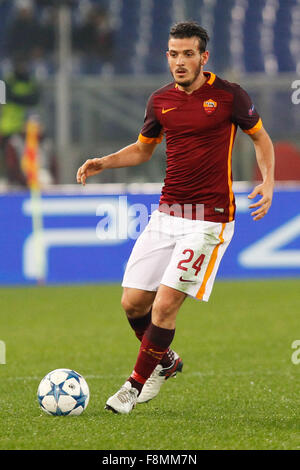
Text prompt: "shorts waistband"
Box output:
[[158, 203, 232, 223]]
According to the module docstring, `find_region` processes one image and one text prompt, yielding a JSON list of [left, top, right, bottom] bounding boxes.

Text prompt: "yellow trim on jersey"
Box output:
[[138, 132, 164, 144], [196, 223, 226, 300], [228, 123, 236, 222], [206, 71, 216, 85], [243, 118, 263, 135]]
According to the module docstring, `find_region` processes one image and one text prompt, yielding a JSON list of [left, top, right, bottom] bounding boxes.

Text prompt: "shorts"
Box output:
[[122, 210, 235, 301]]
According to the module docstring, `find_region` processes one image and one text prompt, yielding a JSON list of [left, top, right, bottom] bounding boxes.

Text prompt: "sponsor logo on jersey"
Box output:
[[203, 99, 217, 115]]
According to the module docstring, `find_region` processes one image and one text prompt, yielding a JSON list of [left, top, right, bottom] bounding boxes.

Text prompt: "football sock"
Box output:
[[127, 309, 175, 369], [160, 347, 175, 368], [128, 322, 175, 394], [127, 309, 152, 342]]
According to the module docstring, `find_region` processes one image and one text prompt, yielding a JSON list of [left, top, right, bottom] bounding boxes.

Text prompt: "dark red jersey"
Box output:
[[138, 71, 262, 222]]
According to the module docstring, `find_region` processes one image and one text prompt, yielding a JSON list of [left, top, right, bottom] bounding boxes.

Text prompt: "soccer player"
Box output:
[[77, 22, 275, 414]]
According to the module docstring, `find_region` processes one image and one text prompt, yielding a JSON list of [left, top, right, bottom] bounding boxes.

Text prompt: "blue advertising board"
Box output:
[[0, 187, 299, 285]]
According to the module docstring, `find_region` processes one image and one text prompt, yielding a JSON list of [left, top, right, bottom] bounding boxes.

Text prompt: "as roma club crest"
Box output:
[[203, 99, 217, 115]]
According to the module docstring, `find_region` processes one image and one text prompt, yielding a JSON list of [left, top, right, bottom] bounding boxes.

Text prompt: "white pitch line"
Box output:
[[3, 370, 297, 382]]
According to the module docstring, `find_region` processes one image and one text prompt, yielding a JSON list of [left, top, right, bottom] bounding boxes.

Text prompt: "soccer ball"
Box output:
[[37, 368, 90, 416]]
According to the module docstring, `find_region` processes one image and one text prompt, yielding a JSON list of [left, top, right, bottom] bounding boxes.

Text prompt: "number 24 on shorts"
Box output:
[[177, 249, 206, 276]]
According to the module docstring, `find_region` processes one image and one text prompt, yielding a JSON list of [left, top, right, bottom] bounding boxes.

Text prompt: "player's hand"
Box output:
[[248, 181, 274, 221], [76, 158, 104, 185]]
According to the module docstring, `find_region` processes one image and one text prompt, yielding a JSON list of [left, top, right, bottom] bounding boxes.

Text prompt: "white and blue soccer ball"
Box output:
[[37, 368, 90, 416]]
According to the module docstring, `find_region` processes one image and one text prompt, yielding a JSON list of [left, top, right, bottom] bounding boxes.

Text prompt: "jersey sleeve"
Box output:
[[231, 85, 262, 135], [138, 93, 164, 144]]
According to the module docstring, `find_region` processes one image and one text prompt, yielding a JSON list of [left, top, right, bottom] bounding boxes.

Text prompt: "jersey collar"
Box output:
[[174, 71, 216, 91]]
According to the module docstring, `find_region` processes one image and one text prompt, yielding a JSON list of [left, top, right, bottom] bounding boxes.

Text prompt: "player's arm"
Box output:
[[76, 139, 157, 186], [247, 126, 275, 221]]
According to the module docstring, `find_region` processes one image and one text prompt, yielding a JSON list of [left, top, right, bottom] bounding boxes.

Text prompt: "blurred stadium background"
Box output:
[[0, 0, 299, 285]]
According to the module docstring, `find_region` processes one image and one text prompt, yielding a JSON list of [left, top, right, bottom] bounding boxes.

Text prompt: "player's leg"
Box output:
[[105, 285, 185, 413], [121, 286, 182, 373], [121, 287, 155, 341], [135, 285, 185, 403], [128, 285, 185, 390]]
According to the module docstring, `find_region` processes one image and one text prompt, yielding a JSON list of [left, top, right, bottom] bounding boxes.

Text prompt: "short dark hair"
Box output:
[[169, 21, 210, 53]]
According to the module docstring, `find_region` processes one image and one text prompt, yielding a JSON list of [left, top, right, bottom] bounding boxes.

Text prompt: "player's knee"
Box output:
[[121, 292, 146, 319], [121, 293, 134, 316], [152, 298, 177, 325]]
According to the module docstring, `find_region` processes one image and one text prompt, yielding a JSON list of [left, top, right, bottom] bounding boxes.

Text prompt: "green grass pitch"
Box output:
[[0, 279, 299, 450]]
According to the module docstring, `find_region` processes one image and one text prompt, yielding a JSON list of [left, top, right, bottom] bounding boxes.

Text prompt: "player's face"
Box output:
[[167, 37, 208, 89]]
